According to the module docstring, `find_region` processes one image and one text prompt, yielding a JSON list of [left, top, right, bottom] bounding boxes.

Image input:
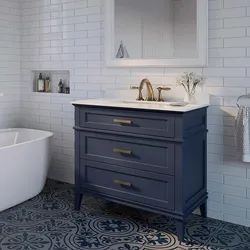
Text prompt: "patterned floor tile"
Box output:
[[205, 222, 250, 250], [0, 179, 249, 250]]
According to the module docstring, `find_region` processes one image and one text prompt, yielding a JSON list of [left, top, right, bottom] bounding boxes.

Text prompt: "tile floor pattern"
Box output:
[[0, 180, 250, 250]]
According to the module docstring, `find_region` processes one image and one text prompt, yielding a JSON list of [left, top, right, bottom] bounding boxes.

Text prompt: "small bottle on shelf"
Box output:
[[37, 73, 45, 92], [65, 87, 70, 94], [45, 75, 51, 92], [58, 79, 63, 93]]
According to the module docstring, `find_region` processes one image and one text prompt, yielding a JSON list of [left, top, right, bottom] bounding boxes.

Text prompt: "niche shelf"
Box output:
[[31, 70, 70, 94]]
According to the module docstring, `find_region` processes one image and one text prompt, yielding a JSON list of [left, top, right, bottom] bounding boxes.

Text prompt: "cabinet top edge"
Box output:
[[71, 99, 208, 113]]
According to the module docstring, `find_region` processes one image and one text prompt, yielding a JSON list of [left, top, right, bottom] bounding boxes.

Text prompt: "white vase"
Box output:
[[184, 92, 196, 104]]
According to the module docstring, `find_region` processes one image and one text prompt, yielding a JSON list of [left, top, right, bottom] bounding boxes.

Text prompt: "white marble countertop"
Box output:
[[72, 99, 208, 112]]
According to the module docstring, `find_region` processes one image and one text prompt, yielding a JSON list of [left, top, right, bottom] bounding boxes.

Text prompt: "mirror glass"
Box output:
[[114, 0, 197, 60]]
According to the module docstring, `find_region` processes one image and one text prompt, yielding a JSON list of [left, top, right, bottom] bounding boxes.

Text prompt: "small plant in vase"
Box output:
[[176, 72, 205, 104]]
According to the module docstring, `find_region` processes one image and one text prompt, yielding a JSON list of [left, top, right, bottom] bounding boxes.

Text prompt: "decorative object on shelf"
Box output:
[[65, 87, 70, 94], [32, 70, 70, 94], [58, 79, 63, 93], [37, 73, 45, 92], [45, 75, 50, 92], [116, 41, 130, 58], [176, 72, 205, 104]]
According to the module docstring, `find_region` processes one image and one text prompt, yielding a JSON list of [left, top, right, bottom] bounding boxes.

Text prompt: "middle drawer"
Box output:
[[79, 132, 175, 175]]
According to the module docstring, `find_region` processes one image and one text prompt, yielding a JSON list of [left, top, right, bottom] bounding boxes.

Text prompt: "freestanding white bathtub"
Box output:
[[0, 128, 53, 212]]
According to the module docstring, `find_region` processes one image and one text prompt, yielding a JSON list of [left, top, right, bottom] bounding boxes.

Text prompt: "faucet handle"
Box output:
[[157, 87, 171, 91], [156, 86, 171, 102], [130, 86, 139, 90], [130, 86, 144, 101]]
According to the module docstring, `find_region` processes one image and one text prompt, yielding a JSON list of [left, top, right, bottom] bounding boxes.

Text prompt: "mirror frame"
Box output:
[[105, 0, 208, 68]]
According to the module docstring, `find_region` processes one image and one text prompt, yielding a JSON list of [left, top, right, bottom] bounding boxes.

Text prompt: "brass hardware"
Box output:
[[138, 79, 156, 101], [130, 79, 172, 102], [130, 85, 143, 101], [114, 179, 132, 187], [113, 119, 132, 124], [130, 86, 139, 90], [114, 148, 132, 155], [159, 87, 172, 91], [157, 86, 171, 102], [130, 79, 156, 101]]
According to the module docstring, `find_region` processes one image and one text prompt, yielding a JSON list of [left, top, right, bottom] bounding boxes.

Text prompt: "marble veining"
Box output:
[[0, 179, 249, 250], [71, 99, 208, 113]]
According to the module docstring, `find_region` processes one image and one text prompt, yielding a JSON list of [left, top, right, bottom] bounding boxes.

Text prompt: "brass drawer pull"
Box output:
[[113, 119, 132, 124], [114, 180, 132, 187], [114, 148, 132, 155]]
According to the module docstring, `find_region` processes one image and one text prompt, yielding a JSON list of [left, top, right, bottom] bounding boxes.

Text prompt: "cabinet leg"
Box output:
[[75, 192, 83, 211], [200, 201, 207, 218], [176, 220, 185, 242]]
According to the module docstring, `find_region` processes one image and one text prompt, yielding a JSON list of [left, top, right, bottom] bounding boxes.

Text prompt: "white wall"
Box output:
[[19, 0, 250, 227], [0, 0, 20, 128]]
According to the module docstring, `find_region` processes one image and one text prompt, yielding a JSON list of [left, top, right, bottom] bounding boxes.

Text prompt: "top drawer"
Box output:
[[76, 106, 175, 138]]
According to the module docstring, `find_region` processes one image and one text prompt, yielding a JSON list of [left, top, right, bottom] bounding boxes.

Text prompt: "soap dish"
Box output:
[[168, 102, 188, 107]]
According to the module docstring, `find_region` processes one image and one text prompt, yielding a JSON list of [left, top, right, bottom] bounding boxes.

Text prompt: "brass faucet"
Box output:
[[130, 79, 171, 102], [130, 79, 156, 101]]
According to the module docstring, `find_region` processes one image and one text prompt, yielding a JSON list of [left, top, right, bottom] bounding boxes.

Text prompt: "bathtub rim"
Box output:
[[0, 128, 53, 150]]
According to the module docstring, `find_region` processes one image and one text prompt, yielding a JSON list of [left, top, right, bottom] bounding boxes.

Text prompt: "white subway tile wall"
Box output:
[[0, 0, 242, 227], [0, 0, 20, 128]]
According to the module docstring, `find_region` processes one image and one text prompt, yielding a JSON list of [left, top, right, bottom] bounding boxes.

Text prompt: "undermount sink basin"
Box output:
[[122, 100, 166, 105], [121, 100, 188, 107]]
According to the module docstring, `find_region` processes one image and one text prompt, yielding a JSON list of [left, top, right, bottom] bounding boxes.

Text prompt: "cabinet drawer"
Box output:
[[80, 160, 174, 210], [79, 132, 175, 175], [77, 107, 175, 138]]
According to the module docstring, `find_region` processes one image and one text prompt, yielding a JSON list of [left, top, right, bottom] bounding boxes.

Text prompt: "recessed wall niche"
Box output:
[[32, 70, 70, 94]]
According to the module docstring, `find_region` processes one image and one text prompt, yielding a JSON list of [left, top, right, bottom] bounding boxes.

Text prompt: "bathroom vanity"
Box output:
[[72, 99, 208, 242]]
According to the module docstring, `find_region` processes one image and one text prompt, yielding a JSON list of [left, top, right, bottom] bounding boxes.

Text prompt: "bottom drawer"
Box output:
[[80, 160, 174, 210]]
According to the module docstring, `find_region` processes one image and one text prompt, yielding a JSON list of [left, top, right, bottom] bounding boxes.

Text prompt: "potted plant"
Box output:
[[176, 72, 205, 103]]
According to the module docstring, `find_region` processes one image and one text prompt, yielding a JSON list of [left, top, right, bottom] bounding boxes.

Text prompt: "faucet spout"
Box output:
[[138, 79, 156, 101]]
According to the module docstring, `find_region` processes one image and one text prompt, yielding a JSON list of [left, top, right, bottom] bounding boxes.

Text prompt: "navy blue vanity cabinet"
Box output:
[[73, 105, 208, 242]]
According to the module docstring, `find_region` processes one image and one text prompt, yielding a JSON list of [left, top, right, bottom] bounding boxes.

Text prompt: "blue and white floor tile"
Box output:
[[0, 179, 249, 250]]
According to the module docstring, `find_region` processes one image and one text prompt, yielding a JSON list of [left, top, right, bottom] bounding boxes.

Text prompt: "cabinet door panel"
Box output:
[[80, 160, 175, 210], [80, 132, 175, 175], [78, 107, 175, 138]]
